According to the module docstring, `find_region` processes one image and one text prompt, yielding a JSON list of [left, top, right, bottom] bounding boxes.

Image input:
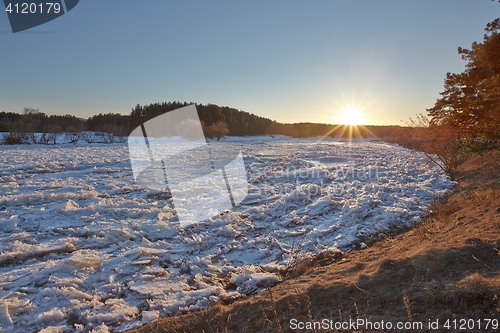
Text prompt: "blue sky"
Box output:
[[1, 1, 498, 125]]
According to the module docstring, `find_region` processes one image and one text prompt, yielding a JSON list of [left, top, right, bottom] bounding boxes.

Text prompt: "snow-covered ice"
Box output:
[[0, 137, 454, 332]]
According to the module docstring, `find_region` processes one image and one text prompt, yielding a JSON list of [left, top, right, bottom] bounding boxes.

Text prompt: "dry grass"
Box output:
[[128, 151, 500, 333]]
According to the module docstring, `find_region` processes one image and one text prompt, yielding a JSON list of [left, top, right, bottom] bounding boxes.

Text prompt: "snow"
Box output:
[[0, 137, 455, 332], [37, 308, 66, 324]]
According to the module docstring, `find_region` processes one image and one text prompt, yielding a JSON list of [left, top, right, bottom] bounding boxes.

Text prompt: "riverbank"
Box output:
[[130, 150, 500, 332]]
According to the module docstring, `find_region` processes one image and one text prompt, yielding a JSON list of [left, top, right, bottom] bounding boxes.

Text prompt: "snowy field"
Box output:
[[0, 137, 455, 332]]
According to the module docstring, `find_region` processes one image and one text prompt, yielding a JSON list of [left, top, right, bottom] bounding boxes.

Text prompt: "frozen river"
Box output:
[[0, 137, 454, 332]]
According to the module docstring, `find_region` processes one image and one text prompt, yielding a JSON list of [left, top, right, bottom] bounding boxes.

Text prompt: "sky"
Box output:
[[1, 1, 499, 125]]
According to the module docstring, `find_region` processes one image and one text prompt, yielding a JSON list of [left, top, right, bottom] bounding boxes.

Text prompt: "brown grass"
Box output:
[[128, 151, 500, 333]]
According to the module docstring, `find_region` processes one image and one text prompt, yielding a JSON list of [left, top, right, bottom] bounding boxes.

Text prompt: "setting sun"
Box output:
[[340, 108, 363, 125]]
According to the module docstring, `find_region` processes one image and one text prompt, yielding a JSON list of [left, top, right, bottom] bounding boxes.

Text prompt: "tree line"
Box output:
[[1, 103, 401, 145], [130, 101, 277, 137], [0, 108, 130, 144], [130, 101, 399, 139]]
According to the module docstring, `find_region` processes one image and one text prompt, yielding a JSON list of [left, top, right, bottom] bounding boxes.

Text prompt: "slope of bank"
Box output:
[[131, 151, 500, 333]]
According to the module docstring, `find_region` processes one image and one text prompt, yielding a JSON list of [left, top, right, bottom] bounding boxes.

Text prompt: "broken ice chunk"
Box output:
[[86, 299, 138, 325], [141, 310, 159, 324], [36, 308, 65, 324], [0, 216, 17, 233], [38, 325, 68, 333], [61, 199, 80, 211], [0, 302, 13, 329], [67, 250, 106, 268]]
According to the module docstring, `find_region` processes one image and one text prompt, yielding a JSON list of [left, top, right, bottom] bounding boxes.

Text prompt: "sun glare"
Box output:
[[340, 108, 363, 125]]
